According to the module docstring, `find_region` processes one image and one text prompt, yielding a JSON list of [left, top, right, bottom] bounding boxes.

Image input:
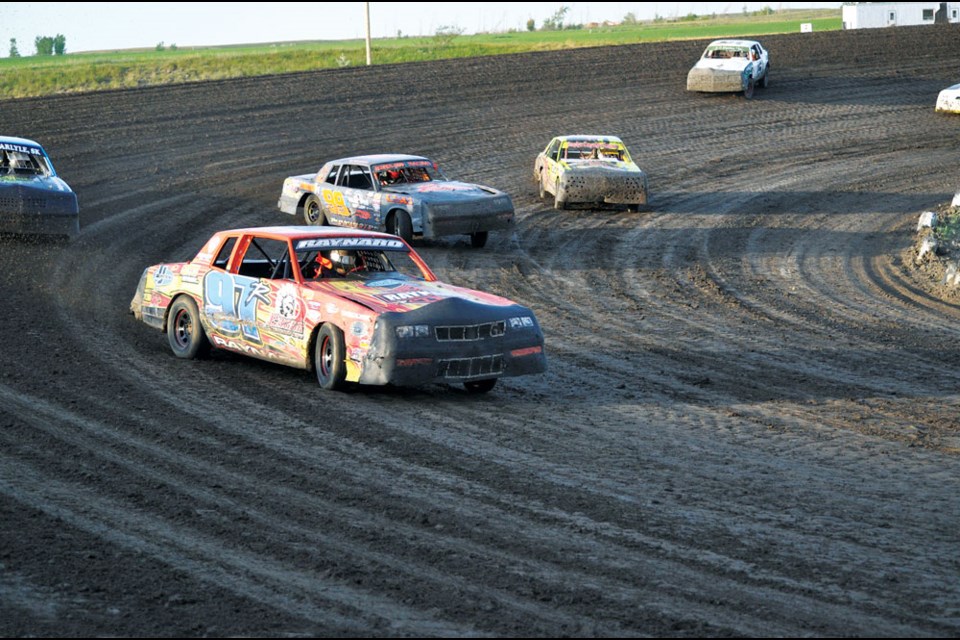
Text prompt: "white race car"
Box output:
[[936, 83, 960, 114], [686, 39, 770, 99]]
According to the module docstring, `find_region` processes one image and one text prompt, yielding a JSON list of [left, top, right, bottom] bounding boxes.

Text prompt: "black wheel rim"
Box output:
[[173, 309, 191, 349], [318, 335, 333, 382], [305, 200, 321, 224]]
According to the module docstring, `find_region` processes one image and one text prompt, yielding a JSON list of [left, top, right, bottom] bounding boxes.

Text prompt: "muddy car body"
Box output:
[[533, 135, 648, 211], [687, 39, 769, 98], [278, 154, 514, 249]]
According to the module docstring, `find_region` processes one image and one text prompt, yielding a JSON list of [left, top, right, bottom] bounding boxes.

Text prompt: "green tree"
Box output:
[[34, 35, 54, 56], [622, 12, 638, 25], [53, 33, 66, 55], [8, 38, 20, 58], [526, 18, 536, 31], [541, 5, 569, 31]]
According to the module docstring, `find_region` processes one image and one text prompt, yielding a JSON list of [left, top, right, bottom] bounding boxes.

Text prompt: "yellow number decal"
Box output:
[[322, 189, 350, 217]]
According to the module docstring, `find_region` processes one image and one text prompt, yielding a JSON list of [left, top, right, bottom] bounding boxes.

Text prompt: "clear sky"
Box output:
[[0, 2, 842, 56]]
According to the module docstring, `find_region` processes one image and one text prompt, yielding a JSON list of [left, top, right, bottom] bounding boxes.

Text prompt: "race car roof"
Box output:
[[555, 135, 625, 144], [0, 136, 46, 154], [220, 225, 403, 241], [325, 154, 431, 166], [706, 39, 760, 48]]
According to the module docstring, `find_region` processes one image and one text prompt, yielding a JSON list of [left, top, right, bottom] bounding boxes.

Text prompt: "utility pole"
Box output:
[[365, 1, 372, 66]]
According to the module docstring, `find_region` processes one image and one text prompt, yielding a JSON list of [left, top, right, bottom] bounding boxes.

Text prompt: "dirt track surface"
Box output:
[[2, 25, 960, 637]]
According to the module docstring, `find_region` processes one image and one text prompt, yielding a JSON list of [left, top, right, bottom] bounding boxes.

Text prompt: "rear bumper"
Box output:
[[278, 193, 300, 216], [687, 68, 744, 93], [559, 173, 648, 206], [936, 91, 960, 114]]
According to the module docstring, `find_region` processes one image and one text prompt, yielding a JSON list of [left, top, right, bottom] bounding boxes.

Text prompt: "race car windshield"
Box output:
[[705, 46, 749, 59], [294, 239, 428, 281], [0, 150, 51, 177], [374, 163, 446, 186]]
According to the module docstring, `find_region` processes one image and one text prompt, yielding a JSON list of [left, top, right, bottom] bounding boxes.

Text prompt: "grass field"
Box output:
[[0, 8, 840, 100]]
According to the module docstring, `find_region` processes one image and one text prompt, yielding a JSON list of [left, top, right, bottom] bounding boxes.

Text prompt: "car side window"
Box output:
[[237, 237, 292, 279], [545, 139, 560, 160], [213, 237, 238, 270], [334, 165, 372, 190], [324, 165, 340, 185]]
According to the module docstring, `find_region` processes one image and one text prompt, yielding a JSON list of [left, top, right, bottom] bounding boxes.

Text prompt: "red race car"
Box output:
[[130, 226, 546, 393]]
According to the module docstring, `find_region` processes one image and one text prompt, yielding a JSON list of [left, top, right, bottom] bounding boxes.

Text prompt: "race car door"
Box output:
[[750, 43, 767, 80], [321, 164, 379, 230], [203, 235, 307, 366], [541, 138, 563, 192]]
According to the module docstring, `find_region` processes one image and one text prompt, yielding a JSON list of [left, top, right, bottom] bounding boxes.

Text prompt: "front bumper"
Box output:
[[422, 195, 515, 239], [357, 298, 547, 387], [0, 189, 79, 238]]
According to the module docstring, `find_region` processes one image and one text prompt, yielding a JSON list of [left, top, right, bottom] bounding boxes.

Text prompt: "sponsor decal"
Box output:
[[414, 182, 474, 193], [212, 335, 262, 354], [376, 289, 443, 303], [363, 278, 406, 289], [350, 321, 367, 337], [153, 265, 174, 286], [396, 357, 433, 367], [385, 194, 413, 205], [266, 285, 304, 336], [373, 160, 432, 171], [296, 237, 405, 250], [0, 142, 42, 155], [274, 284, 302, 320]]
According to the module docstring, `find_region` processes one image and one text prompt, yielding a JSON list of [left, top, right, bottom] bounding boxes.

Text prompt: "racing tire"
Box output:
[[388, 211, 414, 245], [554, 180, 568, 210], [303, 194, 325, 226], [464, 378, 497, 394], [315, 323, 347, 391], [743, 76, 755, 100], [167, 296, 210, 359], [470, 231, 488, 249]]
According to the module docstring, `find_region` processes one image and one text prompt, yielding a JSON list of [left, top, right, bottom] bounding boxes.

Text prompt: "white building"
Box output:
[[842, 2, 960, 29]]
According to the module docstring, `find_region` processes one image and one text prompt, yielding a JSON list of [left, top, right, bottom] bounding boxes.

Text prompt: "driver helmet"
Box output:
[[386, 169, 402, 182], [329, 249, 355, 273]]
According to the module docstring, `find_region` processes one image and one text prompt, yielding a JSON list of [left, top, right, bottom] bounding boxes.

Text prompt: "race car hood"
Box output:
[[0, 176, 79, 214], [380, 180, 503, 202], [692, 58, 749, 73], [306, 275, 515, 314]]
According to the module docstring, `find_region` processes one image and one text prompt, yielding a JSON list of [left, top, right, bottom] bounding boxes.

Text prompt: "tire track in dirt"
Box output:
[[2, 24, 960, 637]]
